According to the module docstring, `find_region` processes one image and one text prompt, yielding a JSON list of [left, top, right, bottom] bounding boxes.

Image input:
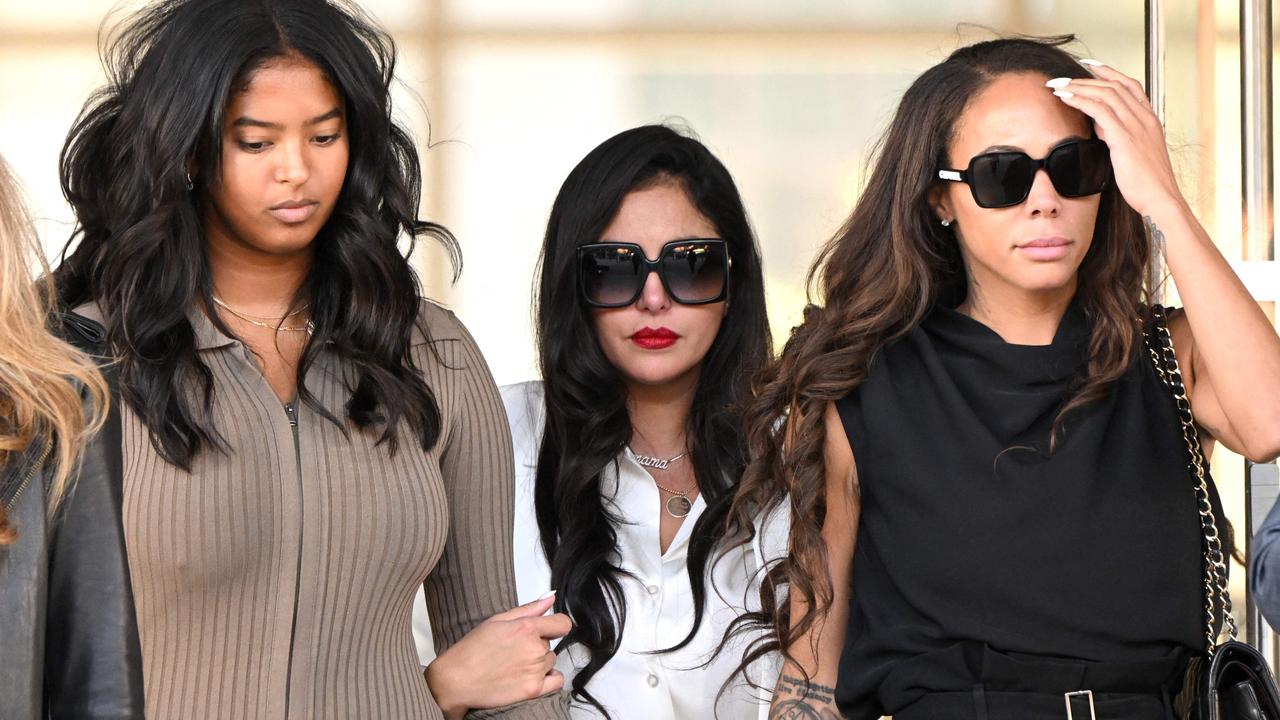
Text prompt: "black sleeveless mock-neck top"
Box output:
[[833, 302, 1217, 719]]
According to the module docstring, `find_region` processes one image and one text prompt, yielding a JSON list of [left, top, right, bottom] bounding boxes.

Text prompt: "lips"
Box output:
[[268, 199, 319, 225], [1016, 236, 1073, 261], [631, 326, 679, 350]]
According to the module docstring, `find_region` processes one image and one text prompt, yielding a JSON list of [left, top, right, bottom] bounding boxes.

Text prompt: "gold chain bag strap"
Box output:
[[1147, 305, 1280, 719]]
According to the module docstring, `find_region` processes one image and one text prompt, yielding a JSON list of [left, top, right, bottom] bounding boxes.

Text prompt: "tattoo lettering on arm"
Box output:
[[769, 674, 842, 720]]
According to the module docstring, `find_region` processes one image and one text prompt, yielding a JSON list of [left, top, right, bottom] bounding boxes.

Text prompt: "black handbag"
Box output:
[[1148, 305, 1280, 720]]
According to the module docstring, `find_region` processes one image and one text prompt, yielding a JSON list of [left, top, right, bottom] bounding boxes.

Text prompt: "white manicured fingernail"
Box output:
[[1045, 77, 1072, 89], [1053, 90, 1075, 99], [1080, 58, 1103, 67], [537, 590, 556, 600]]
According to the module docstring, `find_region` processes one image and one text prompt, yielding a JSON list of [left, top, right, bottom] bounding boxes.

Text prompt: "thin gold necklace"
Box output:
[[212, 295, 312, 333], [652, 480, 694, 519], [628, 446, 695, 518], [211, 295, 309, 321]]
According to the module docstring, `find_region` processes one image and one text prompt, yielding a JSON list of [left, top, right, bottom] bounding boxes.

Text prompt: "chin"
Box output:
[[1016, 275, 1079, 294], [618, 361, 701, 389], [252, 232, 318, 256], [1011, 262, 1084, 292]]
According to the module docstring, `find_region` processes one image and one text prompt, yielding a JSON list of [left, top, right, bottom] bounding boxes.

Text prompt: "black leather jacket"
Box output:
[[0, 313, 143, 718]]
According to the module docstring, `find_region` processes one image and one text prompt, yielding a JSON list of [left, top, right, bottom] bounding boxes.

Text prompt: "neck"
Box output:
[[205, 225, 311, 317], [958, 276, 1077, 346], [625, 371, 699, 457]]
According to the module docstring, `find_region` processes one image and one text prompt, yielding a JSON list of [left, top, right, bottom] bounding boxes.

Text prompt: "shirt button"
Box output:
[[646, 584, 659, 595], [646, 673, 659, 688]]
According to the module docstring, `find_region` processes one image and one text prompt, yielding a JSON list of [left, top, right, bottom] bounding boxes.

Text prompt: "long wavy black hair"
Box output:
[[534, 124, 771, 714], [55, 0, 458, 468]]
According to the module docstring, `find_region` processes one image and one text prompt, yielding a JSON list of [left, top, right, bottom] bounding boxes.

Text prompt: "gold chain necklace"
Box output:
[[212, 295, 312, 333], [628, 446, 695, 518]]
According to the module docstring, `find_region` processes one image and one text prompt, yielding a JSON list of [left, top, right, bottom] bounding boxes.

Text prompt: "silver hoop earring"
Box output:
[[185, 170, 194, 191], [940, 218, 952, 227]]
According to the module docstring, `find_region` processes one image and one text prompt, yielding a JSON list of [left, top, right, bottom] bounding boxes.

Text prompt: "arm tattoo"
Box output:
[[769, 674, 842, 720]]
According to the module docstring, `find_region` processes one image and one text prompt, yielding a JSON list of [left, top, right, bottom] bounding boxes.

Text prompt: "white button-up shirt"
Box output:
[[503, 381, 787, 720]]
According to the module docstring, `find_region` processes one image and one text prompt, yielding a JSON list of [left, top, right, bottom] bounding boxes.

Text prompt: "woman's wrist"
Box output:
[[1140, 193, 1195, 238], [424, 658, 468, 720]]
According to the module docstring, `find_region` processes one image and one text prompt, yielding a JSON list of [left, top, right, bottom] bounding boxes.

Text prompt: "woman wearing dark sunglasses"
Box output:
[[503, 124, 782, 718], [724, 36, 1280, 720]]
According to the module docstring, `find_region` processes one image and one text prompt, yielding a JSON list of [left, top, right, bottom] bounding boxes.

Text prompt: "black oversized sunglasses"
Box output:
[[577, 239, 730, 308], [937, 138, 1112, 209]]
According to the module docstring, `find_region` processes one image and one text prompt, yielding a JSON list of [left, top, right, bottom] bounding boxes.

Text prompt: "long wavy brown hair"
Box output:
[[723, 36, 1151, 679], [0, 155, 107, 544]]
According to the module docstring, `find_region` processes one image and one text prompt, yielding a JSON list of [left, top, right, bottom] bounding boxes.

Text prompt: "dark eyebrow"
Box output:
[[231, 108, 343, 130], [304, 108, 343, 126], [978, 135, 1089, 155], [232, 116, 283, 130]]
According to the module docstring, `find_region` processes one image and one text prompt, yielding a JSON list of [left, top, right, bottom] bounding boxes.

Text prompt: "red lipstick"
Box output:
[[631, 326, 679, 350]]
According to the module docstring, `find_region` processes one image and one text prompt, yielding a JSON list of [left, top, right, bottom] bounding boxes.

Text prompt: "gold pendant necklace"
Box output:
[[661, 493, 693, 519], [628, 446, 694, 518]]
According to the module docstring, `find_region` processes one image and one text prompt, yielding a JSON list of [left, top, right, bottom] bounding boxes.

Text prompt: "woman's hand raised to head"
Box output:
[[1047, 60, 1185, 219], [424, 592, 572, 720], [1049, 63, 1280, 462]]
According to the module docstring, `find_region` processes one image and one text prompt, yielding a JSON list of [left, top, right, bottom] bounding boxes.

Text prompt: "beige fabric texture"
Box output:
[[79, 300, 566, 720]]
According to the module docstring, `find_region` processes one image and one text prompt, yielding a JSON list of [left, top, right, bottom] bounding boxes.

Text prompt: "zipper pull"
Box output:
[[284, 404, 298, 427]]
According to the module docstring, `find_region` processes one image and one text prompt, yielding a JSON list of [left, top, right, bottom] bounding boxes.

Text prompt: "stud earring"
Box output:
[[940, 218, 953, 227]]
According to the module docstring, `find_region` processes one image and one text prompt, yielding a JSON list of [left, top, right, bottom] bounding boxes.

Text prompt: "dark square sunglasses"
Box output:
[[577, 238, 730, 308], [937, 138, 1112, 209]]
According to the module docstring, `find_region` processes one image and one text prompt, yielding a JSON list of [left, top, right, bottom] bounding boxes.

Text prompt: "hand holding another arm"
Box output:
[[422, 310, 570, 718], [426, 594, 572, 720]]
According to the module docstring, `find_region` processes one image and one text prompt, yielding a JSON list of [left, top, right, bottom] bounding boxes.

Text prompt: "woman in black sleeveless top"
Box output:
[[723, 37, 1280, 720]]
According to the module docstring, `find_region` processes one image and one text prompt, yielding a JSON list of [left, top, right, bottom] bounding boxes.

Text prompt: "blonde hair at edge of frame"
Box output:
[[0, 155, 107, 544]]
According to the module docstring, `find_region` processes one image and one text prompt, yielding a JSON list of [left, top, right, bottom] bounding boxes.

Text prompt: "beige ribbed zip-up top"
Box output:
[[80, 300, 566, 720]]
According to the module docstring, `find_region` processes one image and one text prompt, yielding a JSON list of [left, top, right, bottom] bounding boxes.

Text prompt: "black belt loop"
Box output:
[[972, 684, 989, 720]]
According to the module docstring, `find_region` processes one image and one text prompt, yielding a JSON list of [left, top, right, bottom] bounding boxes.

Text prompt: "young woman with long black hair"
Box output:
[[55, 1, 568, 718], [506, 124, 785, 719], [726, 37, 1280, 719], [0, 153, 142, 719]]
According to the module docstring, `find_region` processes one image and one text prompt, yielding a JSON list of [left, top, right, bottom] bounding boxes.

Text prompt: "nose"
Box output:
[[274, 139, 311, 186], [1024, 167, 1061, 218], [634, 266, 672, 313]]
